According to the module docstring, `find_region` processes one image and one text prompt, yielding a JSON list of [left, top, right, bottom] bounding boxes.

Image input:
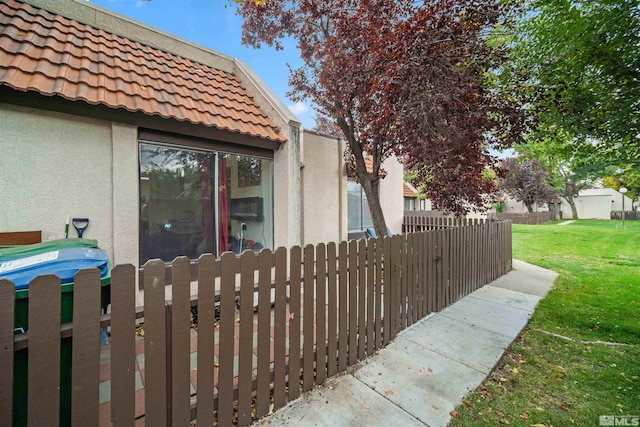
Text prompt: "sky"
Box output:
[[89, 0, 315, 129]]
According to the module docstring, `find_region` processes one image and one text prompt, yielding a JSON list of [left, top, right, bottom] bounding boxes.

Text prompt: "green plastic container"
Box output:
[[5, 239, 111, 427]]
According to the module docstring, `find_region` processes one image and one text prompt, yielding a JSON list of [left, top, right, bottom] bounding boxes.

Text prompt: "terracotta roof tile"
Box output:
[[403, 182, 418, 198], [0, 0, 286, 143]]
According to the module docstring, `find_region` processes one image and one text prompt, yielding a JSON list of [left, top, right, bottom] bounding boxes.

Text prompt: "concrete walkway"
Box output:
[[253, 260, 558, 427]]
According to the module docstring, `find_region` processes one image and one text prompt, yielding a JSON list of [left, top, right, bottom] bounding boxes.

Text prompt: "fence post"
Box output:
[[0, 280, 14, 427], [171, 257, 191, 427], [217, 252, 237, 426], [28, 275, 61, 427], [143, 259, 168, 427], [71, 269, 101, 427], [110, 264, 136, 427], [195, 255, 216, 426], [288, 246, 302, 401]]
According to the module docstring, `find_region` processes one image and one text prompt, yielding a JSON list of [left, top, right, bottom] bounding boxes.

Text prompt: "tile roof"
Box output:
[[347, 158, 387, 178], [403, 182, 418, 198], [0, 0, 286, 143]]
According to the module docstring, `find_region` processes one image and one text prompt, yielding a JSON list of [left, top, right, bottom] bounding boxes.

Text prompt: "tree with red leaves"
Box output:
[[499, 157, 557, 213], [235, 0, 524, 234]]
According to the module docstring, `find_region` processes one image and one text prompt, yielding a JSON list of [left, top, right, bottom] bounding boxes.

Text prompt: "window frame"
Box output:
[[138, 135, 275, 265]]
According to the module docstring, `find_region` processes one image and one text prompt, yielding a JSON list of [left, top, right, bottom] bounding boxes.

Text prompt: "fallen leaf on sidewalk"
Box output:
[[362, 405, 369, 410], [385, 390, 394, 395], [449, 410, 457, 417], [432, 405, 440, 410]]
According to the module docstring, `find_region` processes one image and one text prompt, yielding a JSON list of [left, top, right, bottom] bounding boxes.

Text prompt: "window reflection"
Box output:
[[139, 143, 273, 264]]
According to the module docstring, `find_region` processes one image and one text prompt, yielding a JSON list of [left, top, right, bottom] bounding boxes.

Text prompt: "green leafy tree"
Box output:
[[515, 126, 614, 219], [499, 0, 640, 167], [603, 170, 640, 208]]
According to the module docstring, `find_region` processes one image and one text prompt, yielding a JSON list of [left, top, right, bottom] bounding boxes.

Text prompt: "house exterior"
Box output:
[[502, 196, 550, 214], [0, 0, 404, 293], [560, 188, 633, 220], [403, 182, 431, 211], [501, 189, 632, 219], [300, 130, 404, 245]]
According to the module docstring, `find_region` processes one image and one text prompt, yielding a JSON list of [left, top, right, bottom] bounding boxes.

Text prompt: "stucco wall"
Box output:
[[300, 130, 404, 245], [560, 190, 633, 219], [0, 104, 120, 259], [379, 155, 404, 235], [301, 131, 346, 245], [111, 123, 140, 266]]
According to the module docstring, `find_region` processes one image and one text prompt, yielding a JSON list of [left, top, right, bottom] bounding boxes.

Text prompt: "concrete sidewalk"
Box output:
[[253, 260, 558, 427]]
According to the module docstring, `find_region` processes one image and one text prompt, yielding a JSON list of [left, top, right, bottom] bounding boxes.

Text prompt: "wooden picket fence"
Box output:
[[403, 212, 475, 233], [488, 211, 556, 224], [0, 220, 512, 426]]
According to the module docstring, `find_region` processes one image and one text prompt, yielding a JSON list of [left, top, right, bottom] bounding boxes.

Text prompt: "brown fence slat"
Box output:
[[434, 230, 443, 311], [410, 233, 418, 325], [420, 232, 428, 318], [357, 239, 366, 360], [256, 249, 272, 417], [171, 257, 191, 426], [347, 240, 358, 366], [110, 264, 136, 427], [400, 234, 407, 330], [71, 268, 101, 427], [382, 237, 391, 346], [288, 246, 302, 401], [0, 280, 14, 427], [28, 274, 61, 427], [143, 259, 168, 427], [390, 235, 401, 339], [217, 252, 237, 426], [196, 255, 216, 426], [273, 247, 287, 408], [326, 243, 338, 377], [315, 243, 327, 385], [427, 231, 436, 314], [374, 237, 383, 350], [337, 242, 348, 372], [302, 245, 315, 392], [366, 238, 375, 356], [237, 251, 255, 427]]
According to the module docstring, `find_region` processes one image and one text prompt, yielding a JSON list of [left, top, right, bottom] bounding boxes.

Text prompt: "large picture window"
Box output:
[[347, 179, 374, 232], [139, 142, 273, 264]]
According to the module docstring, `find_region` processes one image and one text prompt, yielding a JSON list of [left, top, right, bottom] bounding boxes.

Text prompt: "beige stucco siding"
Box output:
[[0, 104, 120, 260], [301, 132, 346, 245], [379, 155, 404, 235], [301, 130, 404, 244], [111, 122, 140, 266]]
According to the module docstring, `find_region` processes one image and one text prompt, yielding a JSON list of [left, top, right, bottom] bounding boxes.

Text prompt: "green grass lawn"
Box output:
[[450, 220, 640, 426]]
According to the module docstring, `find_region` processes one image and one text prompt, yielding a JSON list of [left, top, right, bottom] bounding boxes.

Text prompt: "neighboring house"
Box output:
[[0, 0, 403, 296], [560, 188, 633, 220], [403, 182, 430, 211], [501, 189, 632, 219], [502, 196, 550, 214]]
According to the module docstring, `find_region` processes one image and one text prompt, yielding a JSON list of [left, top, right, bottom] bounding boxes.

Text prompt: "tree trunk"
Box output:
[[563, 195, 579, 219], [360, 175, 388, 238], [525, 202, 534, 213]]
